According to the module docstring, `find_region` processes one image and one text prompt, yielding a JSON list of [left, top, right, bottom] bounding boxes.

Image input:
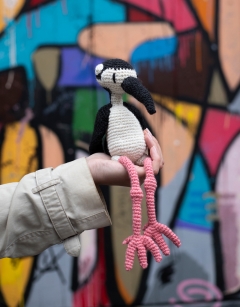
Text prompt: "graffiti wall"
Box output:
[[0, 0, 240, 306]]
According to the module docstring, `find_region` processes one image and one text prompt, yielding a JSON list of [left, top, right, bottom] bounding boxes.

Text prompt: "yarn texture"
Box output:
[[90, 58, 181, 271]]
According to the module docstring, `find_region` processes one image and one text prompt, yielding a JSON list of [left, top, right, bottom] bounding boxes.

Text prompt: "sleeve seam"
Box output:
[[74, 210, 109, 222], [39, 185, 77, 238], [3, 229, 59, 253]]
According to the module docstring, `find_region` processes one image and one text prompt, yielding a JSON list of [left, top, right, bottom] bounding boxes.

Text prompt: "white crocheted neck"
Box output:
[[111, 93, 123, 106]]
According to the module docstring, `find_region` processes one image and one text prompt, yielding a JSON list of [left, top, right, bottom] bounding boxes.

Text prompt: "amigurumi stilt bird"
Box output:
[[89, 58, 181, 271]]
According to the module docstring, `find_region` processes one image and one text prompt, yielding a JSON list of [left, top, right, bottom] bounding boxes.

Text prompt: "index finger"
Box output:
[[144, 129, 164, 173]]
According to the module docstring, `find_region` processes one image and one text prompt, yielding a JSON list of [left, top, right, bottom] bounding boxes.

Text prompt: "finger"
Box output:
[[152, 136, 164, 166], [150, 146, 162, 174], [144, 130, 164, 171], [144, 129, 155, 150], [144, 131, 160, 173], [144, 129, 161, 153]]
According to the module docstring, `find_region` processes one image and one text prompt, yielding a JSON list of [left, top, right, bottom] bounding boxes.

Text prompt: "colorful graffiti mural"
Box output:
[[0, 0, 240, 306]]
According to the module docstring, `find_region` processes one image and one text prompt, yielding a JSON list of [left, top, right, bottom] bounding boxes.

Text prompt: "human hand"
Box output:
[[144, 128, 164, 175], [86, 129, 164, 186]]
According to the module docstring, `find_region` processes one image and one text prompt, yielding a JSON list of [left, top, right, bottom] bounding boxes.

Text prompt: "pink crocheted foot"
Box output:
[[143, 222, 181, 256], [123, 234, 162, 271]]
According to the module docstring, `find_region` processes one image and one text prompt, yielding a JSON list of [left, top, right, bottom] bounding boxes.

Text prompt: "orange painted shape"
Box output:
[[39, 125, 64, 168], [152, 94, 202, 136], [191, 0, 216, 41], [0, 257, 33, 307], [219, 0, 240, 90], [78, 23, 175, 61], [128, 97, 196, 186], [0, 0, 25, 33]]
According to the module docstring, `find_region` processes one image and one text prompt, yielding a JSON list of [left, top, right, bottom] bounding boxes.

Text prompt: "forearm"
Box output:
[[0, 158, 111, 258]]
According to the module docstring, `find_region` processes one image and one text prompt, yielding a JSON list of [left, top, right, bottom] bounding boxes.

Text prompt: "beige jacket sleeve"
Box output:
[[0, 158, 111, 259]]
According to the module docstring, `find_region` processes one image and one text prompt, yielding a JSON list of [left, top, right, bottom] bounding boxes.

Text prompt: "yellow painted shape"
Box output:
[[1, 122, 38, 184], [0, 0, 25, 33], [0, 122, 37, 307], [110, 186, 148, 304], [78, 22, 175, 61], [219, 0, 240, 90], [39, 125, 64, 168], [152, 94, 202, 136], [191, 0, 215, 41], [0, 258, 33, 307], [128, 97, 197, 186]]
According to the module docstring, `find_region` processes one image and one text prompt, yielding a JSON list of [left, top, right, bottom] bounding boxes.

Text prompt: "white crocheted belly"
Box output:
[[107, 106, 147, 163]]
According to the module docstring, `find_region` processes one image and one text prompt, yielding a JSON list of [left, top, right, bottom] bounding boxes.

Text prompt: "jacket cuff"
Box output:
[[52, 157, 112, 234]]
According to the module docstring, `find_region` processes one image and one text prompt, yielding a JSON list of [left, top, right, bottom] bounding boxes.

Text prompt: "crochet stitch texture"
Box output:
[[90, 58, 181, 270]]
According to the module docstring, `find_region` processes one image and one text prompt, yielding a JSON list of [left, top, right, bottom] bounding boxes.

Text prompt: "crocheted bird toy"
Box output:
[[89, 59, 181, 271]]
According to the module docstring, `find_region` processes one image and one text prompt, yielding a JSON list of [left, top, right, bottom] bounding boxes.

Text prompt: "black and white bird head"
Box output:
[[95, 58, 156, 115]]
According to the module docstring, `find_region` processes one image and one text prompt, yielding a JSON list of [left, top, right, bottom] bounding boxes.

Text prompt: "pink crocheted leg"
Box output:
[[118, 156, 161, 270], [118, 156, 143, 236], [143, 157, 181, 255], [143, 157, 157, 225]]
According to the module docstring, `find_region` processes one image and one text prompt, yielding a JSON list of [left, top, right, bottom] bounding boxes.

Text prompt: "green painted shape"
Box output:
[[72, 89, 108, 141]]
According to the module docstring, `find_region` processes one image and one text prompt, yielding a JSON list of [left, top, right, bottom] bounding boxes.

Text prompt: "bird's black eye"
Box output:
[[96, 73, 102, 80], [112, 73, 116, 83]]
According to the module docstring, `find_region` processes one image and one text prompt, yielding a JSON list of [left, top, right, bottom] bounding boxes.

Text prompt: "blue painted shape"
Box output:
[[131, 36, 177, 71], [58, 48, 103, 87], [92, 0, 126, 23], [176, 154, 215, 231], [0, 0, 126, 80]]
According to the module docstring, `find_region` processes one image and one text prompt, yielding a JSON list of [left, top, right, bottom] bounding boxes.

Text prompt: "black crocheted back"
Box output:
[[102, 59, 134, 71]]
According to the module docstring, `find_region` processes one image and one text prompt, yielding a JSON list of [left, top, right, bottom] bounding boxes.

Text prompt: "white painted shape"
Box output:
[[78, 229, 97, 285], [4, 0, 18, 9], [216, 133, 240, 293], [26, 246, 72, 307], [158, 159, 190, 225], [9, 25, 16, 66], [228, 90, 240, 114]]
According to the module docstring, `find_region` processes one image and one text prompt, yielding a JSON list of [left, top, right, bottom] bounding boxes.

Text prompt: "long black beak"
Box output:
[[121, 77, 156, 115]]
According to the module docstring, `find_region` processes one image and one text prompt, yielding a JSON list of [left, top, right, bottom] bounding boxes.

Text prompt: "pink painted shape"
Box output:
[[178, 33, 195, 67], [177, 278, 222, 302], [73, 230, 110, 307], [199, 109, 240, 175], [216, 134, 240, 293], [161, 0, 197, 32], [120, 0, 197, 32]]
